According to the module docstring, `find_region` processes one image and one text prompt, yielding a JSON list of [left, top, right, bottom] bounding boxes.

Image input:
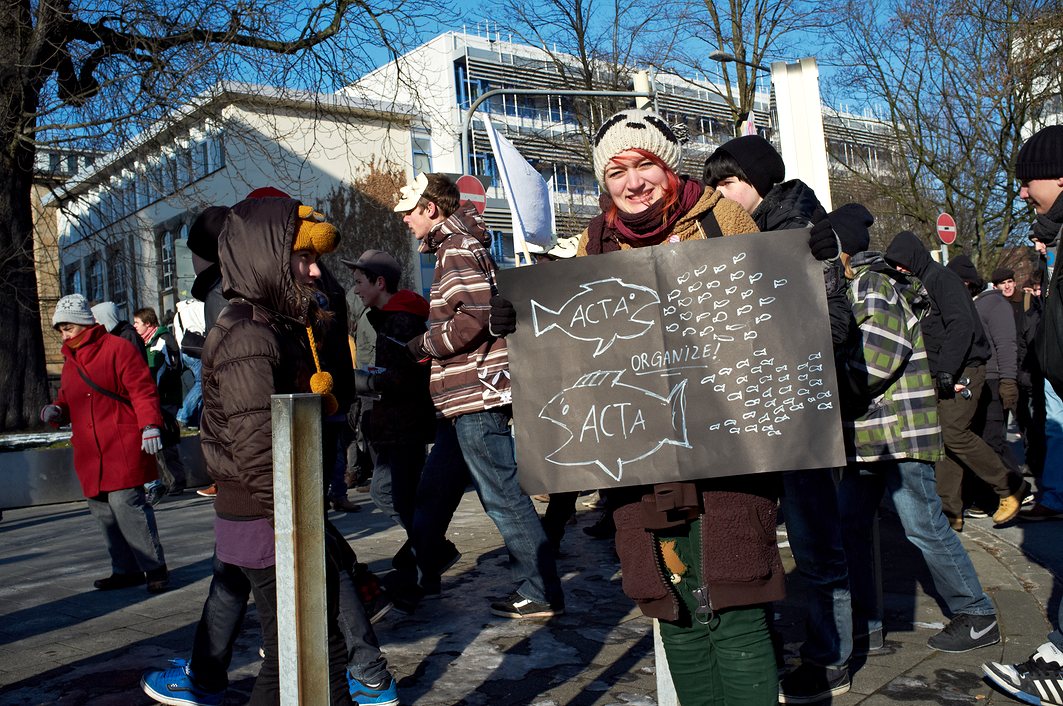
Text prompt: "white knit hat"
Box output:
[[52, 294, 97, 329], [591, 109, 683, 186]]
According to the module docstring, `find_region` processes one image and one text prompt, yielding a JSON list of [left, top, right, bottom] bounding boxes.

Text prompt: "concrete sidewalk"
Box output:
[[0, 487, 1058, 705]]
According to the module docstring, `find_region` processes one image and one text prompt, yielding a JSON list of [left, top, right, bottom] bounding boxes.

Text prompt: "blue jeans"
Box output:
[[1041, 380, 1063, 511], [177, 353, 202, 426], [838, 459, 995, 637], [325, 521, 389, 684], [780, 468, 852, 668], [453, 408, 563, 606]]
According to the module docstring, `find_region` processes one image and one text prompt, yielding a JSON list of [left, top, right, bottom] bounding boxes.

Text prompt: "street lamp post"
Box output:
[[708, 50, 768, 73], [460, 83, 655, 176], [710, 51, 833, 210]]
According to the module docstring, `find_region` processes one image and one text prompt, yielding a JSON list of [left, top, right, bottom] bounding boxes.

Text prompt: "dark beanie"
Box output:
[[710, 135, 785, 197], [830, 203, 874, 255], [187, 206, 229, 263], [946, 254, 983, 287], [991, 267, 1014, 284], [1016, 125, 1063, 181]]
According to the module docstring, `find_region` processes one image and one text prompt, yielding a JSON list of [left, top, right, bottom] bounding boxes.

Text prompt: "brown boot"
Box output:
[[992, 493, 1022, 525]]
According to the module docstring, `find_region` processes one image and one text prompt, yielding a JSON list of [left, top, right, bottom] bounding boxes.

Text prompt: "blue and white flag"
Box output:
[[481, 120, 555, 254]]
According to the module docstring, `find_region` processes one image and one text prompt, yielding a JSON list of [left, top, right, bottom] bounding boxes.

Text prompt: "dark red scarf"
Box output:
[[585, 178, 704, 255]]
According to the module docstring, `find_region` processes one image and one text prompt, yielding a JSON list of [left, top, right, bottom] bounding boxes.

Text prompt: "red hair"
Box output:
[[603, 148, 682, 228]]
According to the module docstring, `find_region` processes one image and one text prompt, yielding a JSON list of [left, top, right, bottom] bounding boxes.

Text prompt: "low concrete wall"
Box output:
[[0, 435, 209, 509]]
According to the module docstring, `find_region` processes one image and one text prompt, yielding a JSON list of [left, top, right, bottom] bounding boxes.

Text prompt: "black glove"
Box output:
[[808, 213, 841, 261], [406, 335, 427, 361], [489, 295, 517, 337], [936, 372, 955, 400], [354, 370, 378, 395]]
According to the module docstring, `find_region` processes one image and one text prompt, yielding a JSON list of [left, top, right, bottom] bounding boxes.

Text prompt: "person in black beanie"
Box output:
[[707, 134, 854, 702], [884, 232, 1023, 528], [982, 124, 1063, 706], [946, 255, 1027, 513], [1012, 126, 1063, 522]]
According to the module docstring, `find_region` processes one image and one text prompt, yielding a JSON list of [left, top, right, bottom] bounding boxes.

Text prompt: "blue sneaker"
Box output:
[[348, 672, 399, 705], [140, 658, 224, 706]]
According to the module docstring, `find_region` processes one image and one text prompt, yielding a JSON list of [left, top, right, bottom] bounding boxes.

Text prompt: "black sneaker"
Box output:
[[490, 591, 562, 619], [94, 572, 145, 590], [927, 613, 1000, 653], [779, 663, 851, 704]]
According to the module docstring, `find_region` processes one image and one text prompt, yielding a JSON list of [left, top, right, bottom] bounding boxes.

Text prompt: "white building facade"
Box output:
[[349, 30, 896, 268], [52, 84, 416, 323]]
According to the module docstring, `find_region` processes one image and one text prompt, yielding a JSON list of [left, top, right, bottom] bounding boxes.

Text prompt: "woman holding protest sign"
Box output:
[[492, 108, 839, 705]]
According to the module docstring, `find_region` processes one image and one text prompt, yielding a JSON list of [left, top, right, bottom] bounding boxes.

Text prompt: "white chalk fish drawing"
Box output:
[[530, 278, 660, 356], [538, 370, 690, 481]]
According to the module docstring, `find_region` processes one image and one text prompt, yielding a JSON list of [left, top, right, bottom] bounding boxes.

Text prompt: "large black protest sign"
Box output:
[[497, 229, 846, 495]]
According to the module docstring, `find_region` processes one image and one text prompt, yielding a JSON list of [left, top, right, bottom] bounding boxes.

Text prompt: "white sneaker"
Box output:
[[983, 641, 1063, 705]]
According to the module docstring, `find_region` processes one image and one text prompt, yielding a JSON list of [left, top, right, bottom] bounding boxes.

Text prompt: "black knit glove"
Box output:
[[489, 295, 517, 338], [808, 213, 841, 261], [936, 372, 955, 400]]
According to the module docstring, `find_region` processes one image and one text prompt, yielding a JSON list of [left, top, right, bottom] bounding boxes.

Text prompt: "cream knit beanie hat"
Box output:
[[591, 109, 683, 186]]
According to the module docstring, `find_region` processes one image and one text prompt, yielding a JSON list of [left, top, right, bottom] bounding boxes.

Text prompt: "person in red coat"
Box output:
[[41, 294, 170, 593]]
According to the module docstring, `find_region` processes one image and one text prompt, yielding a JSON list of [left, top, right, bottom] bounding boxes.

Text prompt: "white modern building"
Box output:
[[348, 29, 897, 265], [49, 83, 416, 322]]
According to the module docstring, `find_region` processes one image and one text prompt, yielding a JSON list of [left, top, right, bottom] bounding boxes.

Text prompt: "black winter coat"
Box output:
[[365, 290, 435, 445], [751, 179, 827, 232], [885, 231, 990, 377]]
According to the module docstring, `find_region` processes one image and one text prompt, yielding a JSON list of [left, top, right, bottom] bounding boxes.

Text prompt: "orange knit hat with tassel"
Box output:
[[293, 205, 339, 255], [304, 325, 339, 416]]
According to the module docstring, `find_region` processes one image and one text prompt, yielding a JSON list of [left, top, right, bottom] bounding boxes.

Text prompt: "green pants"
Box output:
[[657, 519, 778, 706]]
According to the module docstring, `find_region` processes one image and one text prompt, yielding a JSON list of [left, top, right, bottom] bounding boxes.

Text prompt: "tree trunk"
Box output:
[[1, 0, 51, 431], [0, 150, 51, 432]]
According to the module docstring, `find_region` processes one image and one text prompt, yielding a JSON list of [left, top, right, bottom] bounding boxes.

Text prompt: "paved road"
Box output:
[[0, 482, 1060, 705]]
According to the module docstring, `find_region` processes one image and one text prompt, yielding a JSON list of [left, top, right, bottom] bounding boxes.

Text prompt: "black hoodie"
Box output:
[[750, 179, 827, 232], [884, 231, 989, 377]]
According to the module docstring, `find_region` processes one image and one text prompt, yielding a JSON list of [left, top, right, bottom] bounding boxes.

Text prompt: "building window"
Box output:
[[160, 229, 176, 291], [412, 133, 432, 175], [87, 256, 105, 302], [65, 264, 82, 296], [208, 135, 225, 172], [192, 141, 209, 179], [108, 243, 127, 305]]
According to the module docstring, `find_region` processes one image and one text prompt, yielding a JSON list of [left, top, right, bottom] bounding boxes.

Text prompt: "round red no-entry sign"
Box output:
[[456, 175, 487, 214], [937, 212, 957, 245]]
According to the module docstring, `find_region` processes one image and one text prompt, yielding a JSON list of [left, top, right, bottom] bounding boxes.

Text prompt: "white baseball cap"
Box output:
[[393, 173, 429, 212]]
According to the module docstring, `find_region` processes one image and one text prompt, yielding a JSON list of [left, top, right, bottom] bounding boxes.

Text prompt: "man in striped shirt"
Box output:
[[399, 173, 564, 619]]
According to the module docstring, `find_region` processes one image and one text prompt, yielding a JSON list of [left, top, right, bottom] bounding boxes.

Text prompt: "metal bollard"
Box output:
[[273, 394, 328, 706], [654, 619, 680, 705]]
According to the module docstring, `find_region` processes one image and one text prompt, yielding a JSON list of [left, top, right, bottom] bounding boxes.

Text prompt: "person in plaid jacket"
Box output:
[[836, 248, 1001, 655]]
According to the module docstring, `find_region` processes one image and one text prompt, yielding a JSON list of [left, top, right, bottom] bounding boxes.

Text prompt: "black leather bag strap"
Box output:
[[699, 210, 724, 239], [73, 361, 133, 408]]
